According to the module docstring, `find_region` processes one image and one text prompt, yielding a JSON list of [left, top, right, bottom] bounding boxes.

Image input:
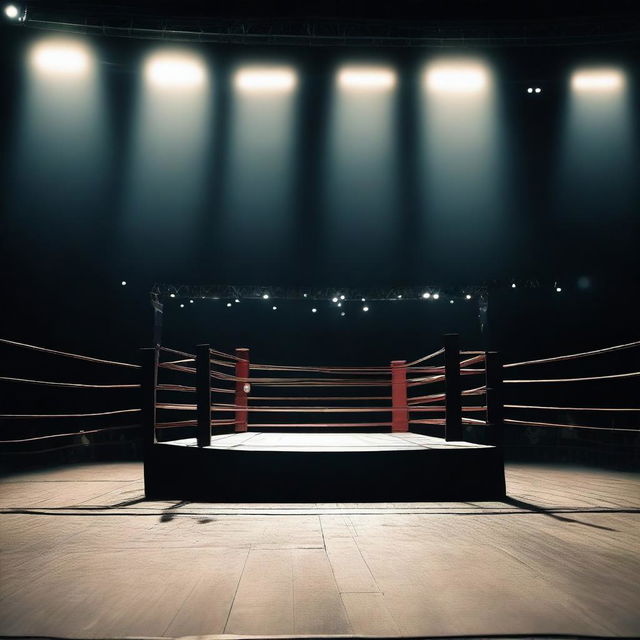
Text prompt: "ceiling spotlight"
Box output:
[[180, 303, 185, 308], [121, 280, 127, 286], [338, 66, 397, 91], [235, 67, 297, 93], [337, 302, 342, 307], [340, 294, 345, 300], [30, 41, 91, 75], [397, 294, 402, 299], [433, 293, 440, 300], [450, 300, 454, 304], [363, 306, 369, 312], [426, 65, 488, 93], [312, 308, 317, 313], [272, 305, 277, 310], [303, 293, 308, 298], [341, 312, 346, 317], [262, 293, 269, 299], [145, 53, 206, 89], [422, 292, 431, 299], [556, 286, 562, 293], [170, 293, 176, 298], [465, 294, 472, 300], [332, 297, 338, 303], [226, 302, 232, 307], [511, 283, 516, 289], [571, 69, 624, 92], [527, 87, 533, 93], [189, 299, 194, 303], [235, 298, 240, 303], [361, 297, 366, 302], [4, 3, 25, 20], [534, 87, 542, 93]]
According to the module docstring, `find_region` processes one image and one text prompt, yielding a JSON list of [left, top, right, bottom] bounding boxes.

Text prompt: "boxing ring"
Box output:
[[141, 334, 507, 501], [1, 333, 638, 501]]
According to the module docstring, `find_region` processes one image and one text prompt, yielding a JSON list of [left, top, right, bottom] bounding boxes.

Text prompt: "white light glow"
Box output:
[[312, 308, 317, 313], [571, 69, 624, 92], [433, 293, 440, 300], [145, 53, 206, 89], [556, 287, 562, 293], [226, 302, 232, 307], [170, 293, 176, 298], [422, 292, 431, 299], [190, 299, 194, 303], [332, 297, 338, 303], [511, 283, 516, 289], [235, 67, 297, 93], [4, 4, 18, 18], [363, 306, 369, 312], [340, 294, 345, 300], [465, 294, 472, 300], [121, 280, 127, 286], [30, 41, 91, 75], [426, 65, 488, 93], [338, 67, 397, 91], [235, 298, 240, 303], [180, 303, 185, 308], [272, 305, 277, 310], [341, 312, 346, 317], [262, 294, 269, 299]]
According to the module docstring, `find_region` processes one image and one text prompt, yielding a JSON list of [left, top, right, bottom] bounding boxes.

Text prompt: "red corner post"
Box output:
[[235, 348, 250, 432], [391, 360, 408, 432]]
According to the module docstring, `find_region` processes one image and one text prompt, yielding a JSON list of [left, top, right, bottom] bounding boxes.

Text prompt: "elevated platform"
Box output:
[[144, 432, 506, 501]]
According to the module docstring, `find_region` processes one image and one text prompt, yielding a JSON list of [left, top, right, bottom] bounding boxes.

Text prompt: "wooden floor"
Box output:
[[172, 432, 493, 451], [0, 461, 639, 638]]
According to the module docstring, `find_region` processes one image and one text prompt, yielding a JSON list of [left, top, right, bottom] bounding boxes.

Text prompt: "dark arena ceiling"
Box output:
[[12, 0, 640, 47]]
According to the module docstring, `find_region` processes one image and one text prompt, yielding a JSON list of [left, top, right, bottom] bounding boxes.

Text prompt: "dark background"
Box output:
[[0, 1, 638, 464]]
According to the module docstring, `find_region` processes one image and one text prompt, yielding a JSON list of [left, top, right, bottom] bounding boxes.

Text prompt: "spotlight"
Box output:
[[534, 87, 542, 94], [426, 65, 488, 93], [235, 299, 240, 303], [190, 299, 194, 303], [527, 87, 533, 93], [465, 294, 472, 300], [511, 283, 516, 289], [340, 295, 345, 300], [556, 286, 562, 293], [337, 302, 342, 307], [235, 67, 297, 93], [145, 53, 206, 89], [180, 303, 185, 308], [433, 293, 440, 300], [341, 312, 346, 317], [397, 295, 402, 299], [338, 67, 396, 91], [363, 306, 369, 312], [422, 292, 431, 299], [30, 41, 91, 75], [303, 293, 308, 298], [170, 293, 176, 298], [272, 305, 277, 310], [4, 3, 19, 19], [121, 281, 127, 286], [262, 293, 269, 299], [361, 298, 366, 302], [571, 69, 624, 92], [450, 300, 454, 304], [226, 302, 232, 307], [332, 297, 338, 303], [312, 308, 317, 313]]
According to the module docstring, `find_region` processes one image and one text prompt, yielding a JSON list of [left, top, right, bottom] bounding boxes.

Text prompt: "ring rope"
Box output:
[[504, 371, 640, 384], [244, 395, 392, 401], [0, 337, 139, 369], [209, 347, 243, 362], [245, 422, 393, 428], [505, 418, 640, 433], [157, 384, 196, 392], [0, 408, 141, 419], [406, 348, 445, 367], [159, 346, 196, 359], [0, 424, 140, 444], [504, 338, 640, 369], [506, 404, 640, 412], [460, 354, 485, 367], [0, 376, 140, 389]]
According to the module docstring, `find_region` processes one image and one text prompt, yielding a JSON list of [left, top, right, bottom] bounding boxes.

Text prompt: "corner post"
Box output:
[[391, 360, 409, 432], [485, 351, 504, 448], [196, 344, 211, 447], [140, 347, 158, 497], [235, 348, 250, 432], [444, 333, 462, 442]]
